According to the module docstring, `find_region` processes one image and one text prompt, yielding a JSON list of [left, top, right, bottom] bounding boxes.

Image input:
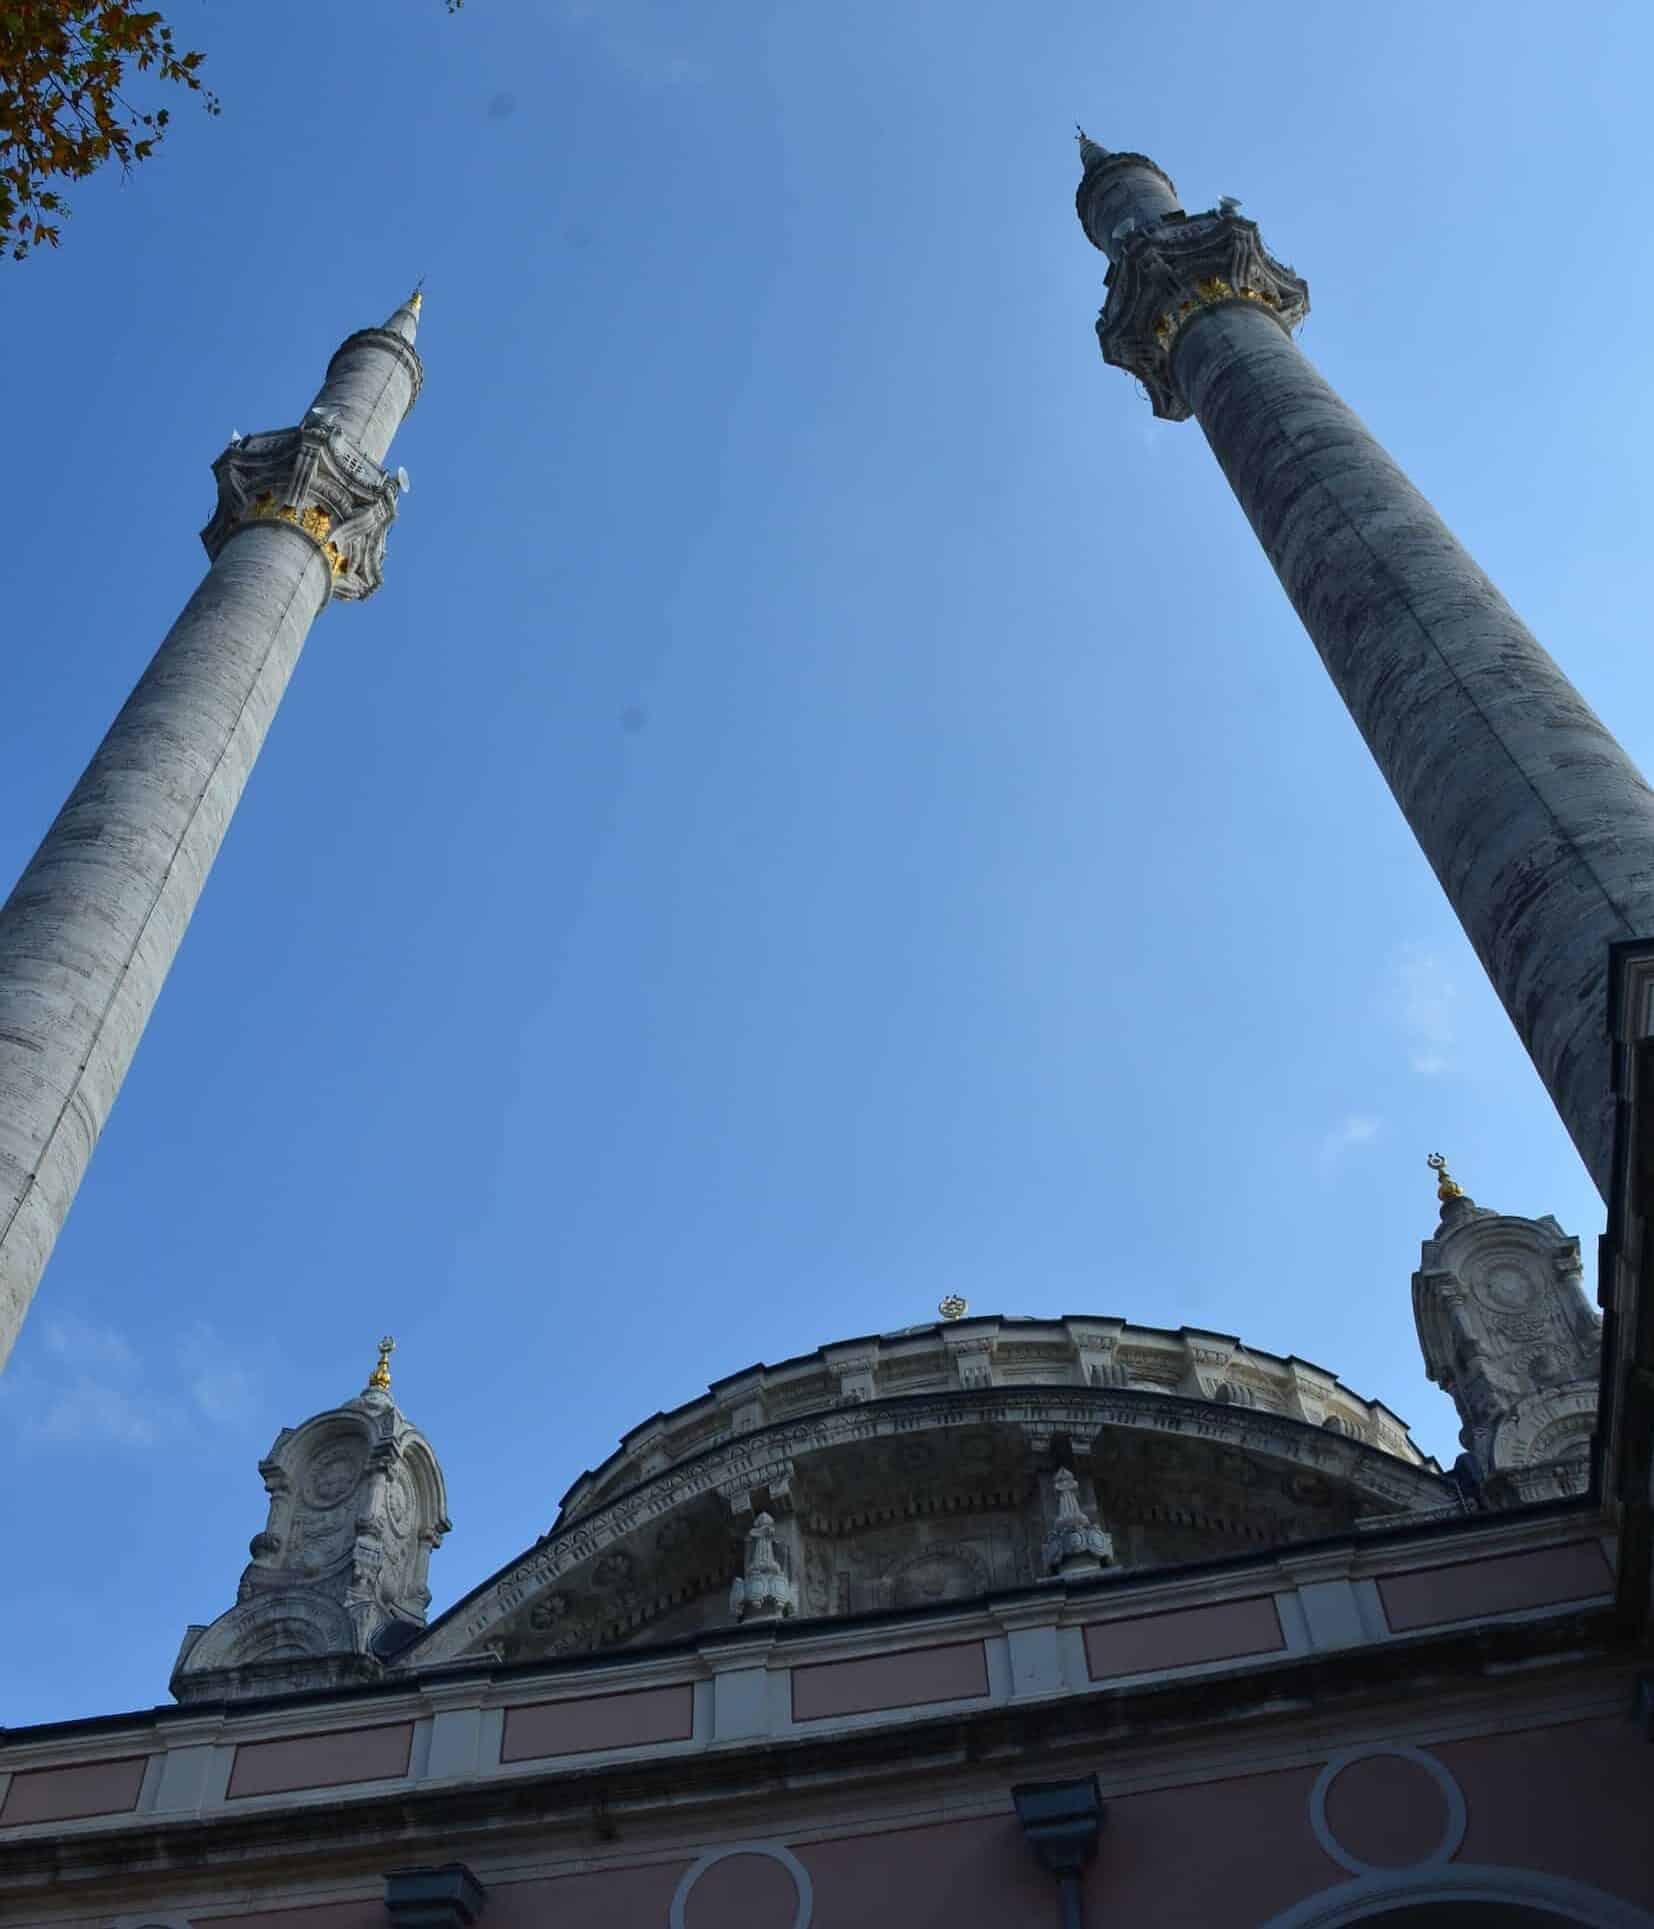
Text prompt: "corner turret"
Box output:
[[1412, 1159, 1601, 1504], [171, 1340, 450, 1704]]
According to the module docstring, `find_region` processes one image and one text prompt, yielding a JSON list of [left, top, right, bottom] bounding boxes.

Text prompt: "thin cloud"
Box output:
[[41, 1312, 139, 1380], [31, 1376, 169, 1449], [1391, 942, 1457, 1077], [2, 1311, 253, 1451], [553, 0, 706, 90], [178, 1322, 258, 1426], [1318, 1112, 1380, 1172]]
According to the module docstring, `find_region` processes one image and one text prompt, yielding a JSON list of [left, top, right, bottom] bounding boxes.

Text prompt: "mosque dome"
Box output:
[[407, 1311, 1450, 1671]]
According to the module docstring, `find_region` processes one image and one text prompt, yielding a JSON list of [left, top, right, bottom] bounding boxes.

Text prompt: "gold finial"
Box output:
[[368, 1334, 396, 1392], [938, 1294, 969, 1322], [409, 292, 423, 314], [1426, 1153, 1465, 1204]]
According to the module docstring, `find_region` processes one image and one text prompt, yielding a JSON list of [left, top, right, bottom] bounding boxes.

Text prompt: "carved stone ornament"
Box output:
[[1043, 1468, 1115, 1579], [199, 410, 404, 601], [407, 1373, 1451, 1674], [173, 1379, 449, 1702], [1097, 208, 1310, 421], [1413, 1204, 1600, 1477], [729, 1511, 796, 1622]]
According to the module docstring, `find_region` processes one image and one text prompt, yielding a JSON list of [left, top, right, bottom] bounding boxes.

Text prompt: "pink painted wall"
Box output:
[[797, 1778, 1335, 1929], [199, 1904, 381, 1929], [1083, 1593, 1284, 1679], [1378, 1540, 1613, 1631], [488, 1862, 691, 1927], [792, 1640, 989, 1721], [500, 1682, 694, 1762], [803, 1815, 1056, 1927], [0, 1754, 146, 1826], [1441, 1716, 1654, 1904], [226, 1722, 413, 1799]]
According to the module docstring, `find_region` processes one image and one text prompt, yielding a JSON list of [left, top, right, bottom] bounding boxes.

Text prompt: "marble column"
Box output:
[[1076, 135, 1654, 1201], [0, 298, 423, 1370]]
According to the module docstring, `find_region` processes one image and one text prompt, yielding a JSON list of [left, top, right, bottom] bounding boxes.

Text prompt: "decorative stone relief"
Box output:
[[1043, 1468, 1115, 1580], [947, 1335, 997, 1390], [1096, 206, 1310, 420], [1412, 1187, 1600, 1485], [200, 410, 403, 601], [548, 1317, 1433, 1531], [730, 1513, 795, 1622], [172, 1352, 449, 1702]]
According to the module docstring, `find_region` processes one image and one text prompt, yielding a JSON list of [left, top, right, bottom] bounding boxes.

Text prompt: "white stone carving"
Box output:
[[1413, 1196, 1600, 1489], [1307, 1744, 1466, 1878], [412, 1381, 1452, 1665], [553, 1316, 1433, 1529], [173, 1374, 449, 1701], [1096, 205, 1311, 420], [1043, 1468, 1115, 1579], [201, 415, 403, 602], [668, 1842, 812, 1929], [729, 1512, 795, 1622]]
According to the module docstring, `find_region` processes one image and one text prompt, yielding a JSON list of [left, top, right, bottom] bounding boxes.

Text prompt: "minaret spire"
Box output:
[[1074, 138, 1654, 1200], [0, 297, 423, 1370], [1075, 126, 1109, 174]]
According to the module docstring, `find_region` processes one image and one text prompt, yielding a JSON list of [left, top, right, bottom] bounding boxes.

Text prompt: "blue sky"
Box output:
[[1, 0, 1649, 1727]]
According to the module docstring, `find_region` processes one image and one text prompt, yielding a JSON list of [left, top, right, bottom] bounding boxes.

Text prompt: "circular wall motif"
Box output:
[[669, 1842, 812, 1929], [891, 1547, 986, 1607], [1309, 1746, 1466, 1878], [1472, 1259, 1539, 1313], [593, 1550, 633, 1589], [304, 1444, 365, 1509], [384, 1468, 413, 1534]]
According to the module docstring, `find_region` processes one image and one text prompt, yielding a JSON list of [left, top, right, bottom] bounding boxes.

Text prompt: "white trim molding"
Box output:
[[669, 1840, 812, 1929], [1308, 1744, 1466, 1877]]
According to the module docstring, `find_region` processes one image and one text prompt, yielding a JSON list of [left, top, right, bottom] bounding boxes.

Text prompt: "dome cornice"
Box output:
[[407, 1380, 1451, 1670], [555, 1314, 1430, 1529]]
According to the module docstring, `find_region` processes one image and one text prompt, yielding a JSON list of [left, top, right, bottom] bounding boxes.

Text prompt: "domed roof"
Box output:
[[406, 1313, 1448, 1672]]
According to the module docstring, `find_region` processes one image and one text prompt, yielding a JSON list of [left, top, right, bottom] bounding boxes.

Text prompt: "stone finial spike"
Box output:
[[1427, 1153, 1468, 1206], [1075, 125, 1110, 174], [384, 287, 422, 345], [368, 1334, 396, 1393]]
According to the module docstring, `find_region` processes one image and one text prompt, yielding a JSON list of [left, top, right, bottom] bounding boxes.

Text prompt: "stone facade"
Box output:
[[4, 1507, 1647, 1929], [162, 1223, 1610, 1700], [7, 132, 1654, 1929]]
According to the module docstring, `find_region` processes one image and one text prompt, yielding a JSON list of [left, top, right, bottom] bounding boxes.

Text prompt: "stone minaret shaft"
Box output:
[[1076, 138, 1654, 1200], [0, 298, 423, 1371]]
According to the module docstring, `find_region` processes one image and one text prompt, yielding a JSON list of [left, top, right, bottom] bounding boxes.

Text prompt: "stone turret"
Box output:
[[172, 1341, 450, 1703], [1412, 1160, 1600, 1504]]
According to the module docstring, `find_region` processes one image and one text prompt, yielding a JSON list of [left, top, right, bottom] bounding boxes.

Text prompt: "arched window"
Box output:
[[1255, 1869, 1654, 1929]]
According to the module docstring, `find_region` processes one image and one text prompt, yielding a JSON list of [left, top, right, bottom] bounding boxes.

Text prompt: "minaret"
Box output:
[[1074, 134, 1654, 1200], [0, 297, 423, 1370]]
